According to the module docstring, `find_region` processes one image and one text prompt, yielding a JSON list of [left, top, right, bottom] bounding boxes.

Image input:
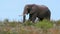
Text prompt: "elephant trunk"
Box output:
[[23, 14, 26, 22], [23, 8, 27, 22], [23, 11, 26, 22]]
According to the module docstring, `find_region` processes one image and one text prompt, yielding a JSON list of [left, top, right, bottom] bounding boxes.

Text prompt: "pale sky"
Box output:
[[0, 0, 60, 21]]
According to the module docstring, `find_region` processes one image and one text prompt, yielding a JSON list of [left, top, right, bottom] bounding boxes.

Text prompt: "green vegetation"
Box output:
[[34, 19, 53, 34], [0, 19, 60, 34], [35, 19, 53, 29], [23, 20, 34, 26]]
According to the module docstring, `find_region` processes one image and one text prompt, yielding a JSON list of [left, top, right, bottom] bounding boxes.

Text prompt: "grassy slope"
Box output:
[[0, 19, 60, 34]]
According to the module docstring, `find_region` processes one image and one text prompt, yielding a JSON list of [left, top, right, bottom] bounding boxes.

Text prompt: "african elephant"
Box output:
[[23, 4, 51, 23]]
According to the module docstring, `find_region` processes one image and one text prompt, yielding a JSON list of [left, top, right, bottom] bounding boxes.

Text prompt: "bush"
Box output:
[[35, 19, 53, 29], [56, 20, 60, 26], [23, 20, 34, 26]]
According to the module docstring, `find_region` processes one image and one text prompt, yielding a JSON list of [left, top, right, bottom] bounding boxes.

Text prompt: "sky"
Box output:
[[0, 0, 60, 21]]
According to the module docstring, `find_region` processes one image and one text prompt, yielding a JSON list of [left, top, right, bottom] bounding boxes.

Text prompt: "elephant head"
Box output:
[[23, 4, 35, 22]]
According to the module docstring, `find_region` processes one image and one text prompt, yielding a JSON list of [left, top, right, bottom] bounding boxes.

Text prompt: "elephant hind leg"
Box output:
[[38, 17, 43, 21], [40, 18, 43, 21], [44, 16, 50, 21]]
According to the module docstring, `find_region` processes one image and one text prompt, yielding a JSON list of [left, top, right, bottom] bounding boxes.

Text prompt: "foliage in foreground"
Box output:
[[35, 19, 53, 29], [0, 19, 60, 34]]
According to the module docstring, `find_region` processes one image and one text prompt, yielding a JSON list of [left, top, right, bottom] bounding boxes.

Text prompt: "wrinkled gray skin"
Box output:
[[23, 4, 51, 23]]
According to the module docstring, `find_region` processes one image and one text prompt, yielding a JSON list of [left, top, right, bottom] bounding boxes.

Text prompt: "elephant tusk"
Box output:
[[19, 14, 26, 16], [23, 14, 26, 16], [19, 14, 23, 16]]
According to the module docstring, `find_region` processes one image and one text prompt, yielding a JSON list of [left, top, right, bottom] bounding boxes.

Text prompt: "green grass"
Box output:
[[35, 19, 53, 29]]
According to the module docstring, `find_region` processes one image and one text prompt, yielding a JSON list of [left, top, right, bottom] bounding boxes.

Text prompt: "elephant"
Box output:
[[23, 4, 51, 23]]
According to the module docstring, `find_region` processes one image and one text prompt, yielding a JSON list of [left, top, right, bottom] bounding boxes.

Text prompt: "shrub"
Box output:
[[35, 19, 53, 29], [56, 20, 60, 26], [23, 20, 34, 26]]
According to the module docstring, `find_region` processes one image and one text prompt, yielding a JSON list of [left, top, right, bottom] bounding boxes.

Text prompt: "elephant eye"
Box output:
[[27, 8, 31, 13]]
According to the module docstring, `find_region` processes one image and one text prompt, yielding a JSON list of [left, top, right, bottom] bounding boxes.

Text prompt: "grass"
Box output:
[[0, 19, 60, 34]]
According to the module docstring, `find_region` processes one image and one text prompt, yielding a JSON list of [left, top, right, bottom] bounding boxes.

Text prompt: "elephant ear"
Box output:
[[30, 6, 37, 14]]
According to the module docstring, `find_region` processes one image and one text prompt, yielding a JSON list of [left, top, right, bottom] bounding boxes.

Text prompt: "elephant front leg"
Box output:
[[29, 14, 37, 23]]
